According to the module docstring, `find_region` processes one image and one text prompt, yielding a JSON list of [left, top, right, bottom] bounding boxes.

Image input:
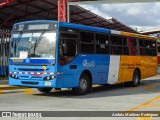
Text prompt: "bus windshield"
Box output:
[[11, 31, 56, 59]]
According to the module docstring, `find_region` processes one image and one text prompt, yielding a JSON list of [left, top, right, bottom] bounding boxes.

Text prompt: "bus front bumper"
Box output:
[[9, 78, 57, 88]]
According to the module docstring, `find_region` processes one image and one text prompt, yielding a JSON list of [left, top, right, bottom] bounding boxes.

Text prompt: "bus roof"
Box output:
[[60, 21, 158, 41], [14, 20, 158, 41]]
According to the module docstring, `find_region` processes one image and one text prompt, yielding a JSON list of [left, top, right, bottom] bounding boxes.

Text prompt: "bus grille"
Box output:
[[21, 81, 39, 85]]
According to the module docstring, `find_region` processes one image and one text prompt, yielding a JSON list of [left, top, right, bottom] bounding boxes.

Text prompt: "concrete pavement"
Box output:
[[0, 76, 160, 120]]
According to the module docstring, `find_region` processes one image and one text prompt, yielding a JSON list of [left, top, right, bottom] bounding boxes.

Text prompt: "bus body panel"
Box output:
[[140, 56, 157, 79], [57, 54, 110, 88], [9, 54, 110, 88], [107, 55, 120, 84], [158, 56, 160, 64], [118, 56, 157, 82]]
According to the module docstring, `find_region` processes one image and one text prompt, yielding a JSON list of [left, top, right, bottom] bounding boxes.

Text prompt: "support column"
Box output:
[[0, 0, 16, 7], [58, 0, 67, 22]]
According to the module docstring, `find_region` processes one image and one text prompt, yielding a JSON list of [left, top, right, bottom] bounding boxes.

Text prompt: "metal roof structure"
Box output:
[[68, 0, 160, 4], [0, 0, 138, 33], [141, 30, 160, 35], [141, 30, 160, 39]]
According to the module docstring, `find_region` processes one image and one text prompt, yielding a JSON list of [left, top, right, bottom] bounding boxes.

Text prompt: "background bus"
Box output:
[[157, 40, 160, 64], [0, 31, 10, 78], [9, 20, 158, 95]]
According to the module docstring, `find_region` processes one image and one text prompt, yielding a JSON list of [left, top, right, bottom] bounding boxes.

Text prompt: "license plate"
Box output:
[[44, 81, 51, 86]]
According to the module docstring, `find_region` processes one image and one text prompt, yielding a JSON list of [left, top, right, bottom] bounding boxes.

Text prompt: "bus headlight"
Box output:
[[47, 76, 50, 80], [44, 76, 55, 80], [51, 76, 55, 79], [10, 74, 19, 79], [11, 74, 14, 78]]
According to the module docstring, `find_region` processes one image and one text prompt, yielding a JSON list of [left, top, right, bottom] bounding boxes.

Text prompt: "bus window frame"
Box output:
[[110, 35, 123, 55], [95, 32, 110, 55], [58, 27, 79, 66], [80, 30, 95, 54]]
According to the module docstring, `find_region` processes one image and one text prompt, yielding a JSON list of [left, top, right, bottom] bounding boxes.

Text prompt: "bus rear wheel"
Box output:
[[124, 70, 140, 87], [72, 73, 91, 95], [37, 88, 52, 93]]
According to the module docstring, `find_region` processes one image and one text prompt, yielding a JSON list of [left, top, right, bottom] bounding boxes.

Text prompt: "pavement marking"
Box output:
[[24, 88, 33, 94], [145, 85, 154, 91], [130, 86, 138, 89], [0, 86, 27, 90], [0, 90, 3, 94], [142, 104, 160, 108], [136, 117, 152, 120], [0, 85, 28, 94], [128, 96, 160, 111], [127, 96, 160, 120]]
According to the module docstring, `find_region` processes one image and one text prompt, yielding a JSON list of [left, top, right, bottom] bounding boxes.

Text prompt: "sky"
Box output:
[[81, 2, 160, 32]]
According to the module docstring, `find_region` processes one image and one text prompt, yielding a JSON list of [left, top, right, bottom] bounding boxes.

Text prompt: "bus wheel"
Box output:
[[124, 70, 140, 87], [73, 74, 90, 95], [37, 88, 52, 93]]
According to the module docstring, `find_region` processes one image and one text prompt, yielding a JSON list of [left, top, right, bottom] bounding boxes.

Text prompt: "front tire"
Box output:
[[38, 88, 52, 93], [124, 70, 140, 87], [72, 74, 91, 95]]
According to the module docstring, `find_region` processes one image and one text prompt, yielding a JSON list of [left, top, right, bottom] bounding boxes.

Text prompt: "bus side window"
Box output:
[[122, 37, 129, 55], [59, 27, 78, 65], [128, 38, 138, 56], [110, 35, 122, 55], [139, 39, 144, 56], [96, 33, 109, 54], [80, 31, 95, 54], [144, 40, 157, 56]]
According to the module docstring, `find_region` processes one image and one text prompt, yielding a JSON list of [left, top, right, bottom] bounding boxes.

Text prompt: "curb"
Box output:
[[0, 86, 27, 90], [0, 80, 27, 91], [0, 86, 30, 94]]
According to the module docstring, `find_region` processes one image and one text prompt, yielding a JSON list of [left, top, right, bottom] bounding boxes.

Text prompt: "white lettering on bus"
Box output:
[[83, 59, 95, 67]]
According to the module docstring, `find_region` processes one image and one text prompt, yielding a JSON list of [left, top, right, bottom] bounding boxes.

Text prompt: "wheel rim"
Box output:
[[79, 79, 87, 91], [134, 73, 139, 84]]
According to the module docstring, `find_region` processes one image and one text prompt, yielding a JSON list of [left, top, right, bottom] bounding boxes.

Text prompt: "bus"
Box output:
[[9, 20, 158, 95], [0, 37, 10, 77], [157, 40, 160, 64]]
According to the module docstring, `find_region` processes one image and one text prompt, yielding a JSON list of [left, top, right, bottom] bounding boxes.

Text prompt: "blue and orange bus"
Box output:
[[9, 20, 158, 95]]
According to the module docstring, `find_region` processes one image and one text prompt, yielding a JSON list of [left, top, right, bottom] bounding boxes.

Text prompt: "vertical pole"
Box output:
[[67, 2, 70, 22], [58, 0, 67, 22], [58, 0, 61, 21]]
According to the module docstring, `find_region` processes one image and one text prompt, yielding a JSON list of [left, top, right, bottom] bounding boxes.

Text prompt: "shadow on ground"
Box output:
[[34, 78, 160, 99]]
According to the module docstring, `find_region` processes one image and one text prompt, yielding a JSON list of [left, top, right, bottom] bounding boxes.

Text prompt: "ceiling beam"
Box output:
[[67, 0, 160, 5]]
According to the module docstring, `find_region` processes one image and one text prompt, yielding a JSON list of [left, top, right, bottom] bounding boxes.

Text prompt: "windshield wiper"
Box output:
[[30, 30, 46, 56], [13, 31, 23, 56]]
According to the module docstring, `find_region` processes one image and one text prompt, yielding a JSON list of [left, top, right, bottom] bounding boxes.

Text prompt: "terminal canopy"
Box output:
[[0, 0, 137, 33], [68, 0, 160, 5]]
